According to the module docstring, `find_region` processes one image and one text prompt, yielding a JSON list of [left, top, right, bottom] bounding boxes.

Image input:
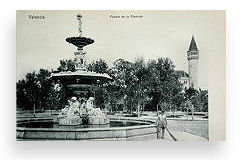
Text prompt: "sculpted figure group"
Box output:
[[56, 96, 109, 125]]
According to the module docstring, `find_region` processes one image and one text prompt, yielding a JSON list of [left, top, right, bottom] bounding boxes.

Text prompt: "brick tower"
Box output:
[[187, 35, 199, 89]]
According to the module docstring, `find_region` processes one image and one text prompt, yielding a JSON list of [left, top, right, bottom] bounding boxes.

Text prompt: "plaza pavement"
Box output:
[[93, 131, 207, 141], [109, 115, 208, 141]]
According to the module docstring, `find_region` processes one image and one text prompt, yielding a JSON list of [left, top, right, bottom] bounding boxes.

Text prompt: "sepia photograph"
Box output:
[[16, 10, 225, 141]]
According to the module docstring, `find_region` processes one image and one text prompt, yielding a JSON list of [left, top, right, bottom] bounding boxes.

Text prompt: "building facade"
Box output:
[[176, 70, 189, 89]]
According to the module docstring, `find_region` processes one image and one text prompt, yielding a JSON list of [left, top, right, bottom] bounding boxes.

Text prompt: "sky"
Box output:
[[16, 10, 226, 90]]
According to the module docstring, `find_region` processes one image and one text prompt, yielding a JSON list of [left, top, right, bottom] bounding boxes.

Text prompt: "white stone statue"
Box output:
[[55, 96, 109, 125], [85, 97, 109, 125], [86, 97, 94, 109], [56, 96, 82, 125]]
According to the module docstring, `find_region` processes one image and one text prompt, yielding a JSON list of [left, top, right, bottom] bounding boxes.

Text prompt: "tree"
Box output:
[[107, 59, 139, 114], [16, 71, 40, 116], [180, 99, 194, 120], [16, 69, 61, 111], [103, 57, 185, 115], [145, 58, 182, 111], [199, 89, 208, 112], [132, 57, 150, 116], [57, 59, 75, 72], [87, 58, 109, 74], [36, 69, 52, 111], [172, 92, 185, 116], [25, 71, 39, 111], [185, 87, 208, 112], [16, 79, 27, 109], [16, 56, 208, 117], [85, 59, 110, 108], [47, 83, 65, 112]]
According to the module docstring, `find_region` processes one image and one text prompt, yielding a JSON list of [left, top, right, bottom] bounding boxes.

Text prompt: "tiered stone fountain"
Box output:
[[51, 14, 111, 126]]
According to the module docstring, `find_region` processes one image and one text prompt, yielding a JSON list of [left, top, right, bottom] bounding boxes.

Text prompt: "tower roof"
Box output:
[[188, 35, 198, 51]]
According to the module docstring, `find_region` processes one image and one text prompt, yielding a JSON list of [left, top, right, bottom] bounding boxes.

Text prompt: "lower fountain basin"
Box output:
[[16, 118, 156, 140]]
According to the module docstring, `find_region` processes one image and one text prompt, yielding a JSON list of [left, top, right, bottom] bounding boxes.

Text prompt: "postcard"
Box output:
[[16, 10, 226, 141]]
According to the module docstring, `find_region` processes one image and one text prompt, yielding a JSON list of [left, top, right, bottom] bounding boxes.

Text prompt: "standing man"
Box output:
[[155, 111, 167, 139]]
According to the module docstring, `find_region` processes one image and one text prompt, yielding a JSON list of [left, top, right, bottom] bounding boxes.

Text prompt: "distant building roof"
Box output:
[[189, 35, 198, 51], [175, 70, 189, 78]]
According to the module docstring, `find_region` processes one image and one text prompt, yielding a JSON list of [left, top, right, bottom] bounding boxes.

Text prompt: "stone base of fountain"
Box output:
[[16, 117, 154, 140], [55, 115, 109, 125], [58, 116, 82, 126], [88, 116, 110, 125]]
